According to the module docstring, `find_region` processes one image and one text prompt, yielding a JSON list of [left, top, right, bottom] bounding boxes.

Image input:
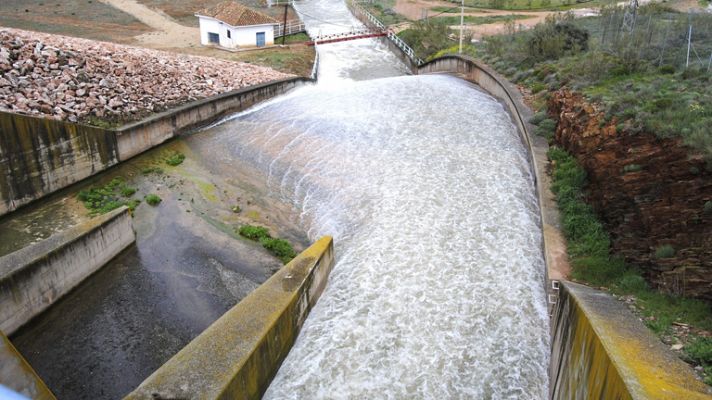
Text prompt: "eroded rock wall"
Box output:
[[550, 90, 712, 300]]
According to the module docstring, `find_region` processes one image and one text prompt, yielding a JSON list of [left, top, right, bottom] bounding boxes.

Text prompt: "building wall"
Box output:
[[197, 16, 275, 49]]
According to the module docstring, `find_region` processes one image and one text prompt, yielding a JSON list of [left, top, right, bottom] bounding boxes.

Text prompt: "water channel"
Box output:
[[10, 0, 549, 398]]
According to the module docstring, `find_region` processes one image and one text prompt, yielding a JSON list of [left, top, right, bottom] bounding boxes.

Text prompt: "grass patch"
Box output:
[[144, 194, 162, 206], [280, 32, 310, 44], [548, 146, 712, 334], [78, 177, 140, 215], [141, 166, 164, 175], [238, 224, 296, 263], [445, 0, 598, 10], [433, 14, 530, 25], [685, 336, 712, 384], [165, 152, 186, 166]]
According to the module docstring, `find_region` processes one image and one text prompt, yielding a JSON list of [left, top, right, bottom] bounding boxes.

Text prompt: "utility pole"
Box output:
[[282, 2, 289, 45], [686, 25, 692, 69], [458, 0, 464, 54]]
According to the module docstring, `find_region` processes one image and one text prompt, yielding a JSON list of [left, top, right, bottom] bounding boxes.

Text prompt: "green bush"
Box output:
[[165, 152, 186, 166], [534, 118, 557, 139], [529, 111, 548, 125], [655, 244, 675, 259], [259, 237, 297, 263], [145, 194, 162, 206], [238, 225, 270, 241]]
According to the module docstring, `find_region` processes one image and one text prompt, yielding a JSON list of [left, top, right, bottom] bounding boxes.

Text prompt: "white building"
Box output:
[[196, 1, 279, 49]]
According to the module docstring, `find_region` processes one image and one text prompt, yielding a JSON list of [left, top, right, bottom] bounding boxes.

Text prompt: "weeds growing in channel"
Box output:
[[238, 224, 296, 264], [78, 177, 140, 215], [165, 152, 186, 166]]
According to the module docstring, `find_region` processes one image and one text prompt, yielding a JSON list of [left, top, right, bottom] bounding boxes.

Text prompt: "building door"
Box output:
[[256, 32, 266, 47], [208, 32, 219, 44]]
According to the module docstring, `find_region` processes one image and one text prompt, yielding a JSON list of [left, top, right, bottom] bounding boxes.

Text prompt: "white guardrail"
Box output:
[[351, 1, 424, 66]]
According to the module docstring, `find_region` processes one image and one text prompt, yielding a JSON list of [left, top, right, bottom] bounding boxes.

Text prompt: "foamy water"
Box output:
[[206, 0, 550, 397]]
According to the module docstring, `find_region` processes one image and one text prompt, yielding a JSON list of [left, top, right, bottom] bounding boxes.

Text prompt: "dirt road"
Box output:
[[99, 0, 200, 48]]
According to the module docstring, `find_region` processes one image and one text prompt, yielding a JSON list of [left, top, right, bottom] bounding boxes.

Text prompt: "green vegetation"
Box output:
[[238, 224, 297, 263], [433, 14, 530, 25], [685, 336, 712, 385], [238, 225, 270, 240], [144, 194, 162, 206], [165, 152, 186, 166], [430, 6, 482, 13], [78, 177, 140, 215], [141, 166, 164, 175], [280, 32, 310, 44], [398, 19, 464, 60], [548, 147, 712, 335], [533, 117, 557, 140], [259, 237, 297, 263], [622, 164, 642, 173], [445, 0, 597, 10], [655, 244, 676, 259], [478, 7, 712, 160], [364, 0, 408, 26], [705, 201, 712, 215]]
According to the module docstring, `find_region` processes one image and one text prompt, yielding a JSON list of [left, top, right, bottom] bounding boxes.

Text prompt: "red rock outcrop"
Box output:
[[0, 27, 292, 123], [550, 89, 712, 300]]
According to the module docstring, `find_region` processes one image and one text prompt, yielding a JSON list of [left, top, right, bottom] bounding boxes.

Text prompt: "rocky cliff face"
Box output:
[[550, 90, 712, 301]]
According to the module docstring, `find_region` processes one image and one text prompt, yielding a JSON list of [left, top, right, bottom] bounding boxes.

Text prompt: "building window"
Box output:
[[208, 32, 219, 44], [227, 30, 231, 39]]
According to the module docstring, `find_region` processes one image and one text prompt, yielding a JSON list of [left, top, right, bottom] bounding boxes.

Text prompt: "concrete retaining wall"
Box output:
[[0, 332, 56, 400], [0, 77, 312, 217], [125, 236, 335, 400], [0, 206, 135, 335], [551, 282, 711, 399]]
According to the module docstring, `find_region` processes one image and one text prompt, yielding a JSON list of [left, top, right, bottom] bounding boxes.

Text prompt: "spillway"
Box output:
[[208, 0, 551, 397]]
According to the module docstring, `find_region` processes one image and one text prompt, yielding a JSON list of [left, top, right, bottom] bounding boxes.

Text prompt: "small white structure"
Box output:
[[196, 1, 279, 49]]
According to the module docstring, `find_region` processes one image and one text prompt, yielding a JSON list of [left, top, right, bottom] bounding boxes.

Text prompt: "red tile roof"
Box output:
[[197, 1, 278, 27]]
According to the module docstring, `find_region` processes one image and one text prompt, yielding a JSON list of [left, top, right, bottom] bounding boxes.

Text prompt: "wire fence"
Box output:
[[580, 7, 712, 71]]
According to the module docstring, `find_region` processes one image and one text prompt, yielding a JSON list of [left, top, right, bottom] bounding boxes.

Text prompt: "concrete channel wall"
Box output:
[[125, 236, 335, 400], [551, 282, 711, 399], [0, 332, 56, 400], [0, 206, 135, 335], [0, 77, 312, 217]]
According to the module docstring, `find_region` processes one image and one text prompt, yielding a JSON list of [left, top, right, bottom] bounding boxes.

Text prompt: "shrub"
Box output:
[[655, 244, 675, 259], [165, 152, 186, 166], [535, 118, 557, 139], [704, 201, 712, 215], [260, 237, 297, 263], [529, 111, 549, 125], [239, 225, 270, 241], [78, 177, 141, 215], [145, 194, 162, 206]]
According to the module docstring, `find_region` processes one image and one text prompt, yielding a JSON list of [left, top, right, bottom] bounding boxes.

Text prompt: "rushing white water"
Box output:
[[207, 0, 550, 398]]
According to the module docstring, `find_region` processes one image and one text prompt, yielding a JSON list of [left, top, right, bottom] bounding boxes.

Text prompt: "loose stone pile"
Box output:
[[0, 28, 292, 123]]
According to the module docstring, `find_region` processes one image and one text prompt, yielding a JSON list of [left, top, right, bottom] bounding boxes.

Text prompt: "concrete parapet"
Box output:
[[0, 206, 135, 335], [0, 77, 312, 217], [0, 332, 56, 400], [125, 236, 335, 400], [551, 282, 712, 399]]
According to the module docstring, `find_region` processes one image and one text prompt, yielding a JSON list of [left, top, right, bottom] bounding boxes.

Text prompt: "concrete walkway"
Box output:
[[99, 0, 199, 48]]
